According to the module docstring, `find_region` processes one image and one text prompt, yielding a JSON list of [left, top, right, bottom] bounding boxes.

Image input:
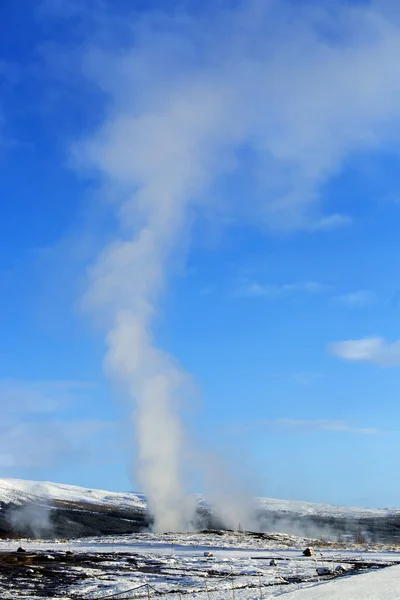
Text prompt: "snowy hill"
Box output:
[[256, 495, 400, 519], [1, 477, 397, 519], [0, 478, 399, 541], [0, 478, 150, 539], [0, 478, 147, 512]]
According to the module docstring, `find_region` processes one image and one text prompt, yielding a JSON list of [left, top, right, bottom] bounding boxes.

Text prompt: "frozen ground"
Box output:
[[282, 564, 400, 599], [0, 531, 399, 599]]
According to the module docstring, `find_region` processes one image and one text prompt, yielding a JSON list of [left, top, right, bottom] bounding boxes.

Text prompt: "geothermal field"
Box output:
[[0, 479, 400, 599], [4, 0, 400, 598]]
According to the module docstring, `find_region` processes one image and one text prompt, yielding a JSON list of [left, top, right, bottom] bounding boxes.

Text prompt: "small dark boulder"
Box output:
[[17, 546, 26, 553], [303, 547, 315, 557], [316, 566, 331, 576], [335, 565, 346, 574]]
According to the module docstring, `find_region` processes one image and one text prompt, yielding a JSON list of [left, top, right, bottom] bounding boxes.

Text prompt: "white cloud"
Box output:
[[270, 419, 380, 436], [232, 418, 380, 436], [330, 337, 400, 366], [334, 290, 377, 308], [0, 420, 116, 469], [307, 213, 352, 231], [235, 280, 329, 298], [0, 379, 120, 471], [270, 371, 326, 386], [289, 372, 326, 386], [37, 0, 100, 20], [0, 379, 94, 416], [237, 282, 378, 309]]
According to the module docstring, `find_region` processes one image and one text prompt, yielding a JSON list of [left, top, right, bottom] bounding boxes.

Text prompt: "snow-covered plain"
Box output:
[[282, 565, 400, 599], [0, 532, 399, 599]]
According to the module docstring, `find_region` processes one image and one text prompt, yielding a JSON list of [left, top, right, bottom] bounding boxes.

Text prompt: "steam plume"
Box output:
[[7, 483, 52, 538], [7, 502, 52, 539], [76, 0, 400, 530]]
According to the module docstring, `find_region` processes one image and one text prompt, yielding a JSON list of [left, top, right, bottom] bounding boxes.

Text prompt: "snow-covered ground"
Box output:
[[0, 532, 399, 599], [282, 564, 400, 599]]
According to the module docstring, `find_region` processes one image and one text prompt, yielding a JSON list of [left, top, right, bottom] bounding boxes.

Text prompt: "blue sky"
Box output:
[[1, 0, 400, 510]]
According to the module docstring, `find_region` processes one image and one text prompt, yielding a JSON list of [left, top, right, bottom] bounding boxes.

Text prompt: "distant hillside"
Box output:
[[0, 479, 147, 512], [1, 478, 400, 542], [0, 479, 150, 539]]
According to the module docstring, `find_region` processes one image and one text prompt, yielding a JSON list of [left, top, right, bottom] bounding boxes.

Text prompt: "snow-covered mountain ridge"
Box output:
[[0, 477, 397, 520], [0, 478, 147, 511]]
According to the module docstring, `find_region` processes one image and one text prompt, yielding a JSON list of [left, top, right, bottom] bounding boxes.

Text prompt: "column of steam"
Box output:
[[85, 202, 194, 532]]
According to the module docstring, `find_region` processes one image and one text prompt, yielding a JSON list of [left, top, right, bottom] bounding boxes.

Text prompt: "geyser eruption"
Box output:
[[85, 214, 199, 531], [76, 0, 398, 530], [80, 11, 244, 531], [106, 311, 194, 532]]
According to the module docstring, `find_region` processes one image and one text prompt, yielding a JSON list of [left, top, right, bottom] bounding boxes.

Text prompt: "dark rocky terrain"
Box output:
[[0, 499, 150, 539]]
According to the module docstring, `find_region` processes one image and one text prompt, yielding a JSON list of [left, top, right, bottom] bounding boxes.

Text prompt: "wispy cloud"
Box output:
[[0, 379, 120, 471], [0, 379, 95, 416], [235, 280, 379, 310], [274, 419, 380, 435], [0, 420, 117, 469], [334, 290, 377, 308], [289, 372, 325, 386], [330, 337, 400, 366], [234, 418, 381, 436], [235, 280, 329, 299], [307, 214, 352, 231], [270, 419, 381, 436], [271, 371, 325, 385]]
